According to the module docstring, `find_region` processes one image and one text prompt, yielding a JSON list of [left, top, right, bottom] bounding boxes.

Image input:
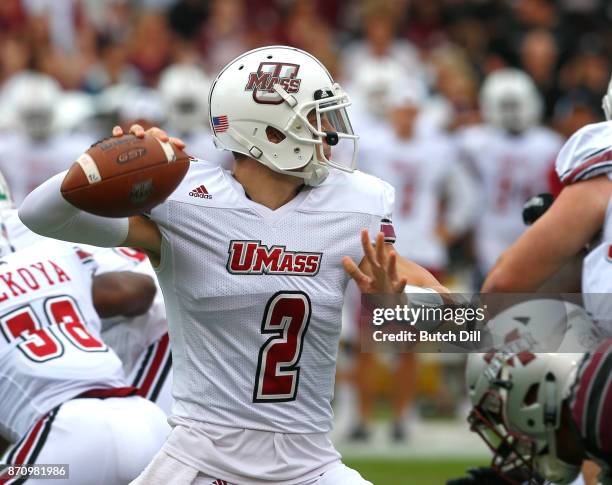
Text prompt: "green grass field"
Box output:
[[345, 458, 489, 485]]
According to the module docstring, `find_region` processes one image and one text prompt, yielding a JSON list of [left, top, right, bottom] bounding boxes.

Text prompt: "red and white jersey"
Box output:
[[457, 124, 563, 273], [555, 121, 612, 333], [0, 241, 125, 441], [90, 246, 173, 414], [148, 160, 394, 435], [569, 339, 612, 475], [360, 131, 456, 270], [0, 131, 95, 204]]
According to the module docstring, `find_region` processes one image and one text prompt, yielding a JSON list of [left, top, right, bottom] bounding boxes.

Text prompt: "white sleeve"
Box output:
[[18, 171, 130, 247], [555, 121, 612, 184]]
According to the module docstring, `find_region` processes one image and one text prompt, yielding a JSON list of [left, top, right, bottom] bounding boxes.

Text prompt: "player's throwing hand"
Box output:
[[112, 124, 186, 150], [342, 229, 408, 294]]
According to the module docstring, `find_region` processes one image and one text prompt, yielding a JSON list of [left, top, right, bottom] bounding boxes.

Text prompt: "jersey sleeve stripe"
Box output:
[[561, 149, 612, 184]]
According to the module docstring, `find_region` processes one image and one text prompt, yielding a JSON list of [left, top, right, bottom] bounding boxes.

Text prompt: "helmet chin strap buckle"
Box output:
[[324, 131, 339, 146]]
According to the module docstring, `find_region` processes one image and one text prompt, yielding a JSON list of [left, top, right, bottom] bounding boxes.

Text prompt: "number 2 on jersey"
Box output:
[[253, 291, 311, 403], [0, 295, 106, 362]]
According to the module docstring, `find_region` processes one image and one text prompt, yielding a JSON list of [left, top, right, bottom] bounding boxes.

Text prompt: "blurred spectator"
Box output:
[[520, 29, 559, 120], [128, 12, 172, 86], [341, 1, 424, 85], [198, 0, 249, 73], [83, 35, 141, 93]]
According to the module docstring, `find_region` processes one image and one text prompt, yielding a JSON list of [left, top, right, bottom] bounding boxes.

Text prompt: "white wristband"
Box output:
[[18, 171, 129, 247]]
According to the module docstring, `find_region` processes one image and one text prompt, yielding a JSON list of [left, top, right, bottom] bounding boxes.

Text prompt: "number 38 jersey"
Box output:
[[149, 160, 394, 434], [0, 241, 125, 441]]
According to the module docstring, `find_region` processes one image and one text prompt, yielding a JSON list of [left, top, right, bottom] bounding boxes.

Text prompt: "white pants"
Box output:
[[1, 396, 169, 484], [131, 451, 372, 485]]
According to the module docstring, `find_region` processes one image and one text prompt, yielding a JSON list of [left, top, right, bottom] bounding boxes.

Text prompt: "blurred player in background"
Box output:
[[20, 45, 447, 485], [0, 232, 168, 484], [457, 69, 564, 282], [159, 63, 232, 168], [349, 81, 477, 442], [0, 72, 97, 203], [484, 75, 612, 336]]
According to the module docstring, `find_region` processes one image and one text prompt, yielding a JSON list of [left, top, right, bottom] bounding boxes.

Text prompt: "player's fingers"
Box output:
[[129, 124, 145, 138], [342, 256, 372, 288], [361, 229, 379, 269], [169, 136, 186, 150], [375, 232, 386, 266], [112, 125, 123, 137], [147, 127, 170, 142], [387, 251, 399, 282], [393, 277, 408, 294]]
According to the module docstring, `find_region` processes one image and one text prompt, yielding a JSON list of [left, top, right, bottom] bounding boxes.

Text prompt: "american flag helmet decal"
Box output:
[[212, 115, 229, 134]]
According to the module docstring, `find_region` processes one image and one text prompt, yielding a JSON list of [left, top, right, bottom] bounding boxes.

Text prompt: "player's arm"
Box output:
[[343, 230, 449, 294], [92, 271, 157, 318], [18, 125, 181, 266], [483, 176, 612, 292]]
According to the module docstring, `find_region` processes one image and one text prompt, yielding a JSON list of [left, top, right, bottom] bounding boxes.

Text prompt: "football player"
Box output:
[[159, 64, 232, 168], [19, 46, 447, 485], [0, 170, 174, 417], [0, 72, 96, 204], [0, 238, 168, 484], [351, 82, 477, 441], [456, 68, 563, 279], [93, 246, 173, 415], [465, 345, 611, 484], [483, 75, 612, 336]]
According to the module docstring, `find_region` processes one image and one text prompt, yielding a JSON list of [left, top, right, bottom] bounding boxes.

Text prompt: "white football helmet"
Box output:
[[467, 351, 583, 484], [480, 69, 543, 133], [159, 64, 211, 135], [602, 74, 612, 121], [208, 46, 358, 186], [3, 72, 62, 140]]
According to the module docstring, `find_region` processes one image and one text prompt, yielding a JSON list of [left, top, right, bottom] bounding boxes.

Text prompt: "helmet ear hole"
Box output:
[[266, 126, 286, 144], [523, 383, 539, 407]]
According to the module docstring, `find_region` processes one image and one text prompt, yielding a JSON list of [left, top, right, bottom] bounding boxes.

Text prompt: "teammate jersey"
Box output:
[[0, 130, 94, 204], [0, 241, 125, 441], [91, 246, 173, 414], [360, 131, 456, 270], [555, 121, 612, 333], [569, 339, 612, 476], [149, 160, 394, 434], [457, 124, 563, 273]]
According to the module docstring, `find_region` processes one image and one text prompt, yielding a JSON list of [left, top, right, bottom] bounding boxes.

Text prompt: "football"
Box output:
[[61, 134, 189, 217]]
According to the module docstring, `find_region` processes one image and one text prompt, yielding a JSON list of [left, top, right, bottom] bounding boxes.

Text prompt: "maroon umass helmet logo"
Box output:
[[244, 62, 302, 105]]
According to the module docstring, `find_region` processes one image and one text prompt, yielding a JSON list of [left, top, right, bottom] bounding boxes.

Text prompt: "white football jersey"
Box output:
[[0, 241, 125, 441], [458, 124, 563, 273], [148, 160, 394, 435], [360, 131, 457, 270], [91, 246, 173, 414], [0, 130, 95, 204], [555, 121, 612, 333]]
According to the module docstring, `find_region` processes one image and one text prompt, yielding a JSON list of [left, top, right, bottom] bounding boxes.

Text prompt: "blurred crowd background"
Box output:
[[0, 0, 610, 447]]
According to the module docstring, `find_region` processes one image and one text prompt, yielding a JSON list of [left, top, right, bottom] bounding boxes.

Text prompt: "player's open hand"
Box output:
[[112, 124, 186, 150], [342, 229, 408, 294]]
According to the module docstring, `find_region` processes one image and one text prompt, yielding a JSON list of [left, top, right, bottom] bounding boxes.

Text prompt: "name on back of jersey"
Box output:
[[0, 259, 70, 304]]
